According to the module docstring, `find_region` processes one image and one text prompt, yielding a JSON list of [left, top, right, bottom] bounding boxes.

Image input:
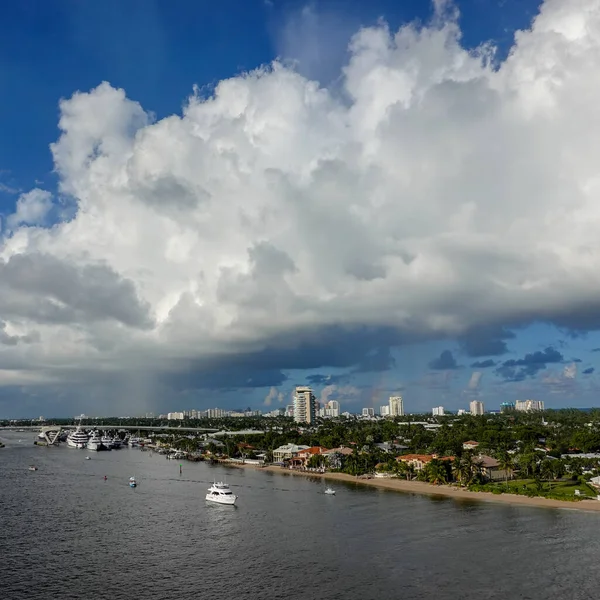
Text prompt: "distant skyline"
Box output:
[[2, 0, 600, 419]]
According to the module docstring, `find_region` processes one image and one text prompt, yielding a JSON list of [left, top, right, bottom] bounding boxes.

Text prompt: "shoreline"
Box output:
[[226, 462, 600, 512]]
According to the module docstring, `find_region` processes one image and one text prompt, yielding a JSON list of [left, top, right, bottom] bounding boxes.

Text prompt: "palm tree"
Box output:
[[426, 459, 448, 485], [497, 451, 514, 489]]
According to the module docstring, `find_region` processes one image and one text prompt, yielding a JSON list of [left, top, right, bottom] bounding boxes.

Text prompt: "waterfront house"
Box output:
[[462, 441, 480, 450], [287, 446, 329, 468], [273, 443, 309, 462], [396, 454, 454, 472], [321, 446, 353, 469], [476, 455, 513, 481]]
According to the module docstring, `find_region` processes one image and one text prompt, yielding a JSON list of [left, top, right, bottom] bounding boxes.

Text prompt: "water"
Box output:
[[1, 430, 600, 599]]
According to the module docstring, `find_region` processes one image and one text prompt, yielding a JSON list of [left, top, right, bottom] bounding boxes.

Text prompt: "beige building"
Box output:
[[293, 386, 317, 424], [389, 396, 404, 416], [470, 400, 485, 415], [273, 443, 309, 462], [515, 399, 545, 412]]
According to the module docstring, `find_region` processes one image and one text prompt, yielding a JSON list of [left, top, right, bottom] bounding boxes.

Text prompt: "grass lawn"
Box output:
[[487, 478, 598, 499]]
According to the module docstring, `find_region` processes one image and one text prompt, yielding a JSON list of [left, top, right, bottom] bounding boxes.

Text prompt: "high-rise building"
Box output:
[[206, 408, 225, 418], [500, 402, 515, 413], [389, 396, 404, 416], [380, 405, 390, 416], [293, 386, 317, 424], [362, 407, 375, 417], [324, 400, 340, 418], [167, 412, 184, 420], [515, 399, 545, 412], [469, 401, 485, 416], [432, 406, 445, 416]]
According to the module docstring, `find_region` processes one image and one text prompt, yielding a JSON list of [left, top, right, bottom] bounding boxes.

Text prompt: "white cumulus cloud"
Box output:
[[2, 0, 600, 399]]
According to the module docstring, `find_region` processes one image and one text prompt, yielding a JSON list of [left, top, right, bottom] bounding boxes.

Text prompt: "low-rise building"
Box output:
[[321, 446, 353, 469], [396, 454, 454, 471], [273, 443, 309, 462], [476, 455, 513, 481], [463, 440, 480, 450], [289, 446, 330, 468]]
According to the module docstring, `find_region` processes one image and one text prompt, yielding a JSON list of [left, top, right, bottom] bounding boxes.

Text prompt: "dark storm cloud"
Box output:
[[592, 348, 600, 352], [351, 346, 396, 373], [0, 253, 153, 329], [161, 366, 289, 392], [459, 325, 515, 357], [583, 367, 595, 375], [305, 373, 349, 385], [157, 325, 407, 392], [572, 358, 582, 363], [495, 346, 564, 382], [470, 359, 496, 368], [428, 349, 461, 370]]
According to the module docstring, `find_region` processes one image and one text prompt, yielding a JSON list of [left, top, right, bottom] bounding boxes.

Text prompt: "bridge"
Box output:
[[0, 425, 231, 434]]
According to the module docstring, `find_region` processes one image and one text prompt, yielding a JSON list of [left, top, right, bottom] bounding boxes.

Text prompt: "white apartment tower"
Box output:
[[470, 400, 485, 416], [293, 386, 317, 424], [432, 406, 445, 416], [515, 399, 545, 412], [325, 400, 340, 417], [389, 396, 404, 417], [362, 407, 375, 417]]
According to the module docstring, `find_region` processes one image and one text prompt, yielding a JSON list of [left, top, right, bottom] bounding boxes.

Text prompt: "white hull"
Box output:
[[67, 438, 87, 449], [87, 442, 101, 451], [205, 494, 237, 505]]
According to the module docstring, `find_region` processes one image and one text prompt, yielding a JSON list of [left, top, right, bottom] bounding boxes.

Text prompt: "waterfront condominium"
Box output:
[[469, 400, 485, 415], [515, 399, 545, 412], [389, 396, 404, 417], [432, 406, 445, 416], [293, 386, 317, 424]]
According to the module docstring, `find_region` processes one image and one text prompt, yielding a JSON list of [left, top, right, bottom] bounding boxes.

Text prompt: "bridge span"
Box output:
[[0, 425, 221, 433]]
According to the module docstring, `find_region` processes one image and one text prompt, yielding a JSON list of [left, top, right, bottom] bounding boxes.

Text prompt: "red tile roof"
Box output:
[[297, 446, 329, 456]]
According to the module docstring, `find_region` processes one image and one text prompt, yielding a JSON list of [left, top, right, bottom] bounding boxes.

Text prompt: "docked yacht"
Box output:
[[111, 437, 122, 449], [86, 431, 102, 451], [101, 434, 114, 450], [206, 482, 237, 505], [67, 426, 89, 449]]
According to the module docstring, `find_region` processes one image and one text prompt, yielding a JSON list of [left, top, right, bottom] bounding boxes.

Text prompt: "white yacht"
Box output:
[[206, 482, 237, 505], [67, 426, 89, 449], [111, 437, 122, 449], [86, 431, 102, 451], [101, 434, 114, 449], [324, 487, 336, 495]]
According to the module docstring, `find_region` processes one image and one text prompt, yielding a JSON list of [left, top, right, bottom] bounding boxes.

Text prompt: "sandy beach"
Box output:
[[226, 461, 600, 512]]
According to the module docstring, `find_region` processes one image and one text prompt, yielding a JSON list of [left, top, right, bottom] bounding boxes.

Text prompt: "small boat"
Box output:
[[129, 476, 137, 488], [206, 482, 237, 505], [85, 456, 91, 460], [28, 466, 38, 471], [324, 487, 335, 495]]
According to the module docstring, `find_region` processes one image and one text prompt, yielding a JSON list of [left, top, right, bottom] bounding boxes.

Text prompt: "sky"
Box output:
[[2, 0, 600, 418]]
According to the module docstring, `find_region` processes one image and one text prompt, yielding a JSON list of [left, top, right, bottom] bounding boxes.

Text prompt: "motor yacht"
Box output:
[[206, 482, 237, 505], [86, 431, 102, 451], [67, 426, 89, 449]]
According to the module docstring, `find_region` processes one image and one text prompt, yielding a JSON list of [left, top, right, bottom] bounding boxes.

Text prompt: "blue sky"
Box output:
[[2, 0, 600, 418]]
